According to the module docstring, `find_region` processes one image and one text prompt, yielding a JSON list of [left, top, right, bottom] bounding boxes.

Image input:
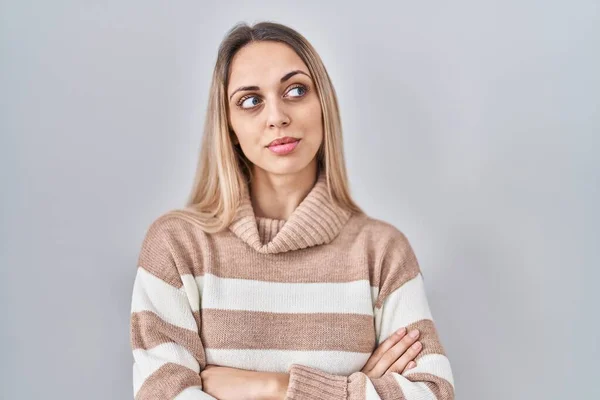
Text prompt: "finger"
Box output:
[[362, 327, 407, 373], [369, 329, 420, 377], [385, 340, 423, 375], [402, 361, 417, 375]]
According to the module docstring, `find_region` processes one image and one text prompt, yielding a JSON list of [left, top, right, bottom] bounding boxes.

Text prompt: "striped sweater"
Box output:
[[130, 170, 455, 399]]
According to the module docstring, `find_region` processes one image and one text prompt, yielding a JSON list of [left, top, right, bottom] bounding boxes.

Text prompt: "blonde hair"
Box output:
[[167, 21, 364, 233]]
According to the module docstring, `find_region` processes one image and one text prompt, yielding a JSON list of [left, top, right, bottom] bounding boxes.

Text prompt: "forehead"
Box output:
[[228, 41, 308, 89]]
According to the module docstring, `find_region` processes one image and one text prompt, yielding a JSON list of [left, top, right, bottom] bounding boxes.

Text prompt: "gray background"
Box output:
[[1, 1, 598, 399]]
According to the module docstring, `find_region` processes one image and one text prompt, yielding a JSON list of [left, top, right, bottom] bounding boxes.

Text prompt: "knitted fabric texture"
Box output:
[[130, 169, 455, 399]]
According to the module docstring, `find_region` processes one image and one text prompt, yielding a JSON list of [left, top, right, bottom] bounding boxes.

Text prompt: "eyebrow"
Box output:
[[228, 70, 311, 101]]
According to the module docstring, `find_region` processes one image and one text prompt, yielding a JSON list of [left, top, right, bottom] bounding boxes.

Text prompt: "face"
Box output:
[[227, 41, 323, 176]]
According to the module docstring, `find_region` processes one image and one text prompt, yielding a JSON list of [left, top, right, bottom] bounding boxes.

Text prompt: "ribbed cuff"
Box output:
[[285, 364, 347, 400]]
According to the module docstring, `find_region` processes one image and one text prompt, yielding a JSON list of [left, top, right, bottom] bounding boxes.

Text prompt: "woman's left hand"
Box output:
[[200, 364, 289, 400]]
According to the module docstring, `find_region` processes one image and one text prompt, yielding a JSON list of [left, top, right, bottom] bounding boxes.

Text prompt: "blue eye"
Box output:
[[236, 84, 309, 111], [240, 96, 261, 109], [287, 85, 307, 97]]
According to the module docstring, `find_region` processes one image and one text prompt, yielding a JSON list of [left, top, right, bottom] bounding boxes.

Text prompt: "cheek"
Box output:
[[230, 113, 248, 132], [230, 116, 260, 146], [297, 99, 323, 133]]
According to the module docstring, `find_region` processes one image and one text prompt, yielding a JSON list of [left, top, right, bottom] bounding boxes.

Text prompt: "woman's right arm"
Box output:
[[130, 217, 217, 399]]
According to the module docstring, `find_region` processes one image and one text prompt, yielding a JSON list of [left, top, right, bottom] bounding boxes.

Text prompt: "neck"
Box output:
[[249, 162, 319, 220]]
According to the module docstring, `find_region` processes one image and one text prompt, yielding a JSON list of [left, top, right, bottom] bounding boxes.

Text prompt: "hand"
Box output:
[[360, 327, 422, 378], [200, 364, 289, 400]]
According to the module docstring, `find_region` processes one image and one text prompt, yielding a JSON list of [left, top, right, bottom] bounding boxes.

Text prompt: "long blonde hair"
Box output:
[[167, 21, 364, 233]]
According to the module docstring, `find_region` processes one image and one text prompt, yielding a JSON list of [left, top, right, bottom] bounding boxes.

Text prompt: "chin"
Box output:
[[270, 158, 319, 176]]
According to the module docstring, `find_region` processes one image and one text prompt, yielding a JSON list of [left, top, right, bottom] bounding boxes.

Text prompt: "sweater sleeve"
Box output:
[[284, 230, 455, 400], [130, 217, 217, 400]]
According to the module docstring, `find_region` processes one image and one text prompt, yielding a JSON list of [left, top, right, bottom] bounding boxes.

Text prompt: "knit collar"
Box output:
[[228, 170, 353, 254]]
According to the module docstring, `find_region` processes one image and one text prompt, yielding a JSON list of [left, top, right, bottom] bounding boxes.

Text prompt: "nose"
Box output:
[[266, 99, 291, 129]]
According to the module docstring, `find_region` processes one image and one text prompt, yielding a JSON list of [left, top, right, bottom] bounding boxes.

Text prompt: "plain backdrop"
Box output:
[[1, 1, 598, 399]]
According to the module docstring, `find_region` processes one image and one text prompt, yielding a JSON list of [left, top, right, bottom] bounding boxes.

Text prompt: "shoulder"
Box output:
[[350, 213, 421, 301], [136, 209, 208, 286], [143, 208, 197, 234], [141, 208, 211, 247], [347, 212, 414, 254]]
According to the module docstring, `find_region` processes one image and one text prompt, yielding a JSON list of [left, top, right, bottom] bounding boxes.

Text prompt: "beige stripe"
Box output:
[[287, 364, 348, 400], [201, 309, 376, 353], [205, 230, 379, 283], [406, 372, 455, 399], [142, 207, 422, 305], [192, 310, 202, 331], [141, 211, 420, 291], [137, 217, 184, 289], [375, 230, 421, 308], [138, 216, 209, 289], [407, 319, 447, 358], [371, 373, 406, 399], [131, 310, 206, 368], [135, 362, 202, 400]]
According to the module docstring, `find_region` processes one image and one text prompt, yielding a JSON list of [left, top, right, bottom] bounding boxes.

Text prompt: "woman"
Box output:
[[130, 21, 454, 400]]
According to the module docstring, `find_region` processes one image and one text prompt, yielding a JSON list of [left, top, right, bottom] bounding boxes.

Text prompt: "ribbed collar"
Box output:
[[228, 170, 353, 254]]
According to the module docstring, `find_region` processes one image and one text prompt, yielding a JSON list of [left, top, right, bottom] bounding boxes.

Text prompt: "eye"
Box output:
[[236, 84, 309, 111], [238, 96, 261, 110], [286, 84, 308, 98]]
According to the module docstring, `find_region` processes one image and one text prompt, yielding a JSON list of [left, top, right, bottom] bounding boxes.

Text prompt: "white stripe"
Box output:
[[202, 273, 375, 315], [132, 342, 199, 397], [195, 275, 205, 302], [131, 267, 197, 331], [181, 274, 200, 312], [371, 286, 380, 306], [403, 353, 455, 388], [205, 348, 371, 376], [174, 386, 217, 400], [392, 377, 436, 399], [374, 273, 433, 343]]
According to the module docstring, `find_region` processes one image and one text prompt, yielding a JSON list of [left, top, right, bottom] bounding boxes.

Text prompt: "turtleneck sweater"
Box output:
[[129, 170, 455, 399]]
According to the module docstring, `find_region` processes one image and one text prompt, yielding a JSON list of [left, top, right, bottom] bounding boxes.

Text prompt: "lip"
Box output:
[[267, 138, 301, 155], [267, 136, 300, 147]]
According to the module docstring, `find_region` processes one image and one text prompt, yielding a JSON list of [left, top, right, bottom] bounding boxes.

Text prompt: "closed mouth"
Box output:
[[267, 137, 300, 147]]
